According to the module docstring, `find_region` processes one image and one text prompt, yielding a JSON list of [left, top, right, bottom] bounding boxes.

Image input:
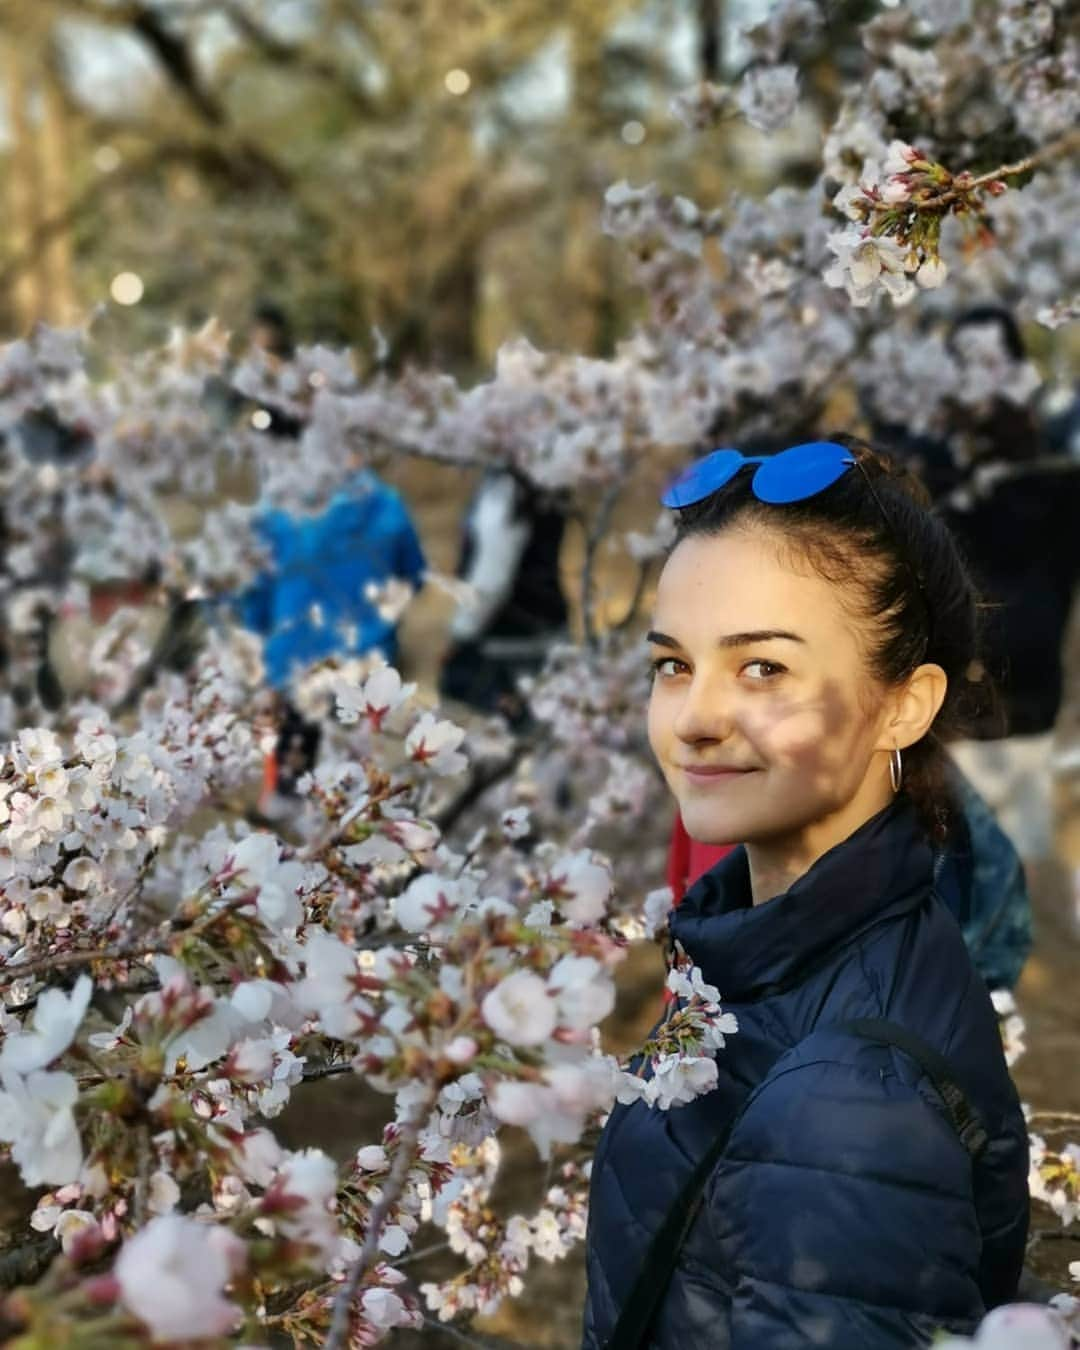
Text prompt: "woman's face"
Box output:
[[647, 526, 897, 849]]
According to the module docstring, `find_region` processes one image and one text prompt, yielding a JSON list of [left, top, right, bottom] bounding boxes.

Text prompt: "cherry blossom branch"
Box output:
[[133, 1123, 152, 1226], [0, 893, 251, 984], [299, 1061, 354, 1083], [929, 128, 1080, 208], [0, 942, 159, 984], [420, 1315, 516, 1348], [433, 737, 535, 833], [324, 1084, 440, 1350]]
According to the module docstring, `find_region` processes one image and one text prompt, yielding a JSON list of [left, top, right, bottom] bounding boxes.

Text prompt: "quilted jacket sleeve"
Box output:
[[713, 1036, 993, 1350]]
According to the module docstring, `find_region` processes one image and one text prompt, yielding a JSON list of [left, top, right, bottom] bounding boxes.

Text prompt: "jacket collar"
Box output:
[[669, 797, 933, 1001]]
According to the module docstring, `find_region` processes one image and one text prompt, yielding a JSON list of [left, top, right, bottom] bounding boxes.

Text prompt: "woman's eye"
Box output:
[[742, 659, 786, 681], [650, 657, 688, 679]]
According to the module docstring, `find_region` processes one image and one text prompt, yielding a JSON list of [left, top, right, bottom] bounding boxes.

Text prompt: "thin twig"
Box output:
[[0, 941, 158, 984], [324, 1086, 439, 1350], [434, 737, 536, 834], [300, 1061, 354, 1083], [966, 128, 1080, 188], [133, 1122, 151, 1226], [392, 1239, 451, 1268], [420, 1315, 511, 1348], [921, 128, 1080, 210], [0, 892, 249, 985], [1027, 1227, 1080, 1246]]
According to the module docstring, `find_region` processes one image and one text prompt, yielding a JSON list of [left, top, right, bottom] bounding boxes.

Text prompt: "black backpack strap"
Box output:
[[603, 1019, 988, 1349], [835, 1018, 990, 1158], [602, 1102, 745, 1350]]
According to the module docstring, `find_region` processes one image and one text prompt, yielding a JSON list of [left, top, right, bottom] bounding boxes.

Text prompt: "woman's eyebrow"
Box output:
[[716, 629, 806, 648], [646, 630, 682, 649], [646, 628, 805, 649]]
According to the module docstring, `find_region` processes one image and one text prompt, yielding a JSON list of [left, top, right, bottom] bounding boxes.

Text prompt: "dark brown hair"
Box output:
[[669, 435, 994, 841]]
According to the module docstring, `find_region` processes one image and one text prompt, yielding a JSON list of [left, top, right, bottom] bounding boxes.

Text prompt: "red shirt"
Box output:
[[666, 814, 734, 904]]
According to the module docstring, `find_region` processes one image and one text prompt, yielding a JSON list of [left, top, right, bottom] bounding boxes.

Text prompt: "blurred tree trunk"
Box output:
[[699, 0, 724, 80], [3, 39, 44, 331], [562, 12, 614, 353], [39, 52, 78, 325]]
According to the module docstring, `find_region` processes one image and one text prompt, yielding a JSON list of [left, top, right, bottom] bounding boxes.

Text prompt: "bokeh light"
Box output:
[[109, 271, 144, 305], [93, 145, 121, 173]]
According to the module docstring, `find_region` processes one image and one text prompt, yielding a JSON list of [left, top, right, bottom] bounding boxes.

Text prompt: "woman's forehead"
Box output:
[[653, 531, 849, 642]]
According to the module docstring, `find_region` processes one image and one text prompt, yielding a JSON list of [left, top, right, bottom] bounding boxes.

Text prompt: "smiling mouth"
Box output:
[[679, 765, 758, 778]]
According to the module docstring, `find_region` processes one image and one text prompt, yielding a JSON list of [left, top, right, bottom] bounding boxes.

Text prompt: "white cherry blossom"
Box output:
[[481, 971, 557, 1047], [404, 712, 468, 776], [0, 1069, 83, 1184], [0, 975, 92, 1075], [114, 1216, 244, 1342]]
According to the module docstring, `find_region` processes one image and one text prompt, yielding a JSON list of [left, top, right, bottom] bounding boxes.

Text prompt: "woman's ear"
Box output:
[[879, 663, 948, 752]]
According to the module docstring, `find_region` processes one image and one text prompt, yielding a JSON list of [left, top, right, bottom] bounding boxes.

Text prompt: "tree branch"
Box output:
[[324, 1086, 439, 1349], [300, 1060, 354, 1083], [218, 0, 380, 117], [133, 1121, 152, 1226], [922, 127, 1080, 211], [0, 941, 155, 985], [128, 3, 226, 126]]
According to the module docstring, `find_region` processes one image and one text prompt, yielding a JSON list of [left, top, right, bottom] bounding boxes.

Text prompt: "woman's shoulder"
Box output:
[[857, 894, 1016, 1096], [727, 1024, 980, 1191]]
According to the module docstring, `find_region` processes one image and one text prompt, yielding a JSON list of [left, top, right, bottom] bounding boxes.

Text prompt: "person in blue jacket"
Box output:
[[583, 439, 1029, 1350], [237, 467, 426, 791], [239, 468, 426, 687]]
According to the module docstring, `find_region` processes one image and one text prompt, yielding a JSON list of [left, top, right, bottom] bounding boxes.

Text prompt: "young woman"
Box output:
[[582, 441, 1029, 1350]]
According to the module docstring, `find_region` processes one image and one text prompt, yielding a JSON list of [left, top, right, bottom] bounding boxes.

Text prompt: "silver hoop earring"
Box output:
[[889, 747, 903, 793]]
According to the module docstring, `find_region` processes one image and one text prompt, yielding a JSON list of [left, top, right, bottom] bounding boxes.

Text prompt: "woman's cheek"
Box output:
[[646, 685, 670, 760], [740, 699, 840, 769]]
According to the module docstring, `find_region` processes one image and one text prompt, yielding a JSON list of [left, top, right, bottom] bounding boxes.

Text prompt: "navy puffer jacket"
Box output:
[[583, 799, 1029, 1350]]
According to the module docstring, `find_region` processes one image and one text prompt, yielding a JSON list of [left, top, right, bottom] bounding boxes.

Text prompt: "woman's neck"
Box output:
[[745, 780, 896, 906]]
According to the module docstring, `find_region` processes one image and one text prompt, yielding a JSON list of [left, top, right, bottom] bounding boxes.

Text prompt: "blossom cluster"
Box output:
[[0, 631, 744, 1346]]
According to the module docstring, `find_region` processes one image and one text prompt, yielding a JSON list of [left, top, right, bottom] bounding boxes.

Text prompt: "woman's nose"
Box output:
[[671, 674, 733, 745]]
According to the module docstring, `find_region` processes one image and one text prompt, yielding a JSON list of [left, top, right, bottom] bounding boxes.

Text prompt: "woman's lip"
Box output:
[[680, 765, 758, 778]]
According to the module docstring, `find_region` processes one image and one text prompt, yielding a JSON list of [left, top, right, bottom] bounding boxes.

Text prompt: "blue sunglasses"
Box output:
[[662, 438, 932, 655], [661, 441, 857, 510]]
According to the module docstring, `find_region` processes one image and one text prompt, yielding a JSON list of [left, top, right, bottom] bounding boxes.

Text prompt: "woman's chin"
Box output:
[[679, 805, 744, 847]]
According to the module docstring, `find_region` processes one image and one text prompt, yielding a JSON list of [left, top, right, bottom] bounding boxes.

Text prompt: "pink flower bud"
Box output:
[[81, 1274, 121, 1306]]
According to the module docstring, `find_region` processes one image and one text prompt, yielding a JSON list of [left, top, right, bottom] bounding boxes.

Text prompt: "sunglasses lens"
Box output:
[[661, 448, 743, 509], [752, 441, 854, 504]]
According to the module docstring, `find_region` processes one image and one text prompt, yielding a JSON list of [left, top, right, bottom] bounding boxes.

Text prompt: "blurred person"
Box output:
[[237, 459, 426, 798], [584, 439, 1028, 1349], [936, 306, 1080, 866], [249, 300, 294, 360], [439, 471, 570, 726], [201, 300, 302, 438]]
